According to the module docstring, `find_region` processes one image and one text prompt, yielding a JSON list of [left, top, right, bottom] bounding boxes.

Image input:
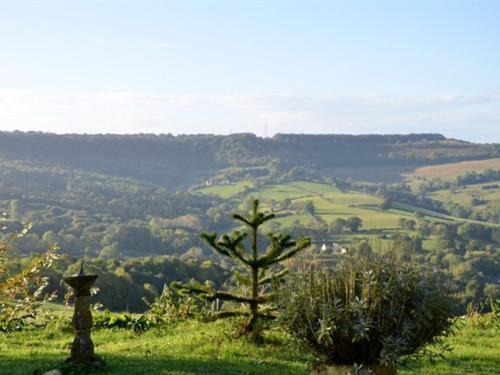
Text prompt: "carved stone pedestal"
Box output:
[[63, 263, 103, 369]]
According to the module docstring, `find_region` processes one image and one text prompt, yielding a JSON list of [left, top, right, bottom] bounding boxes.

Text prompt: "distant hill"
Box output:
[[1, 131, 498, 313], [0, 131, 497, 188], [0, 130, 498, 258]]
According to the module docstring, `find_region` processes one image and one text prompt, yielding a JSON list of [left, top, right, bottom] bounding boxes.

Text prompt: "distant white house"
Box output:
[[332, 242, 347, 254], [320, 242, 347, 254]]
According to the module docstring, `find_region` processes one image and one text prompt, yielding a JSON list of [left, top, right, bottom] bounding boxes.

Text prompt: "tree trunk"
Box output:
[[245, 266, 259, 334], [245, 225, 260, 337]]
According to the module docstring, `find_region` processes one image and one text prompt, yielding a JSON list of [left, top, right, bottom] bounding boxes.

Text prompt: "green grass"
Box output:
[[1, 318, 498, 375], [195, 179, 420, 248], [196, 180, 482, 232], [255, 181, 398, 230], [196, 180, 254, 199], [399, 321, 500, 375], [0, 319, 309, 375], [425, 183, 500, 230], [195, 180, 498, 248], [260, 181, 418, 230], [430, 182, 500, 207], [270, 213, 317, 228]]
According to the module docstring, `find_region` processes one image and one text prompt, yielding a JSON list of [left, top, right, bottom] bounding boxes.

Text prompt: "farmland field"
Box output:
[[197, 180, 458, 231], [194, 178, 500, 255], [430, 182, 500, 207], [404, 158, 500, 181], [196, 180, 254, 199]]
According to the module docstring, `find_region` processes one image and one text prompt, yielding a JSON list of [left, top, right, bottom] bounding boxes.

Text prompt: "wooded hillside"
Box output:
[[1, 132, 497, 188]]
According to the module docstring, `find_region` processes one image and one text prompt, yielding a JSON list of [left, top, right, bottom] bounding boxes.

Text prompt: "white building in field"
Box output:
[[320, 242, 347, 254], [332, 242, 347, 254]]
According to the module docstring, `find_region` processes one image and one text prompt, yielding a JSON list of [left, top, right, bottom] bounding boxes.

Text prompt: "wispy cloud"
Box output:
[[0, 91, 498, 142]]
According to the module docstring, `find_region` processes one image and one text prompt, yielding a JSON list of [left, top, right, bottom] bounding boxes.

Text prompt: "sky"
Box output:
[[0, 0, 499, 143]]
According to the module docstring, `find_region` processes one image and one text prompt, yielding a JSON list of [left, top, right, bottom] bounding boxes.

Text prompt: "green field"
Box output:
[[196, 180, 254, 199], [430, 182, 500, 207], [1, 317, 498, 375], [195, 179, 499, 253], [197, 180, 450, 232]]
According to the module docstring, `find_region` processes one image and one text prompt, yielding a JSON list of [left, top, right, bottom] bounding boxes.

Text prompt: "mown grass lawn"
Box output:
[[1, 318, 498, 375], [0, 320, 309, 375]]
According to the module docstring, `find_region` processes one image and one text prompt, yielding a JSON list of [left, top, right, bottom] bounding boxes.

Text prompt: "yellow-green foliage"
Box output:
[[1, 221, 59, 332]]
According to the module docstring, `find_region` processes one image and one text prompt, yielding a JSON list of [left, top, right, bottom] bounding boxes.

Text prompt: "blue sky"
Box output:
[[0, 1, 499, 142]]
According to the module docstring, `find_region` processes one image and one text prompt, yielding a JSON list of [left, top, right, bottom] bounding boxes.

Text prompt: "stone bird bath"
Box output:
[[63, 261, 103, 368]]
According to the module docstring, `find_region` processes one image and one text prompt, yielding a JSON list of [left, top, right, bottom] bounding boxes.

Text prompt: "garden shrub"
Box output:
[[146, 283, 210, 323], [465, 298, 500, 330], [276, 252, 455, 367]]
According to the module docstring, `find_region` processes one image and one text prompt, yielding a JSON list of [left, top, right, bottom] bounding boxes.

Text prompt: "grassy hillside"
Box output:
[[197, 180, 473, 232], [199, 180, 254, 199], [402, 158, 500, 225], [1, 318, 497, 375], [197, 179, 500, 260], [404, 158, 500, 181], [429, 182, 500, 208]]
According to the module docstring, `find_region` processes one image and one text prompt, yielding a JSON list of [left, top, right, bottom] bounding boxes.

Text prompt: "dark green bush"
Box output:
[[93, 309, 158, 332], [276, 253, 455, 366], [93, 310, 136, 329], [146, 283, 208, 324], [91, 284, 209, 332]]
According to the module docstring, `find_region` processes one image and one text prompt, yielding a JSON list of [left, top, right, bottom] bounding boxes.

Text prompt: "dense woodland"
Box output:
[[1, 131, 499, 312], [1, 131, 498, 188]]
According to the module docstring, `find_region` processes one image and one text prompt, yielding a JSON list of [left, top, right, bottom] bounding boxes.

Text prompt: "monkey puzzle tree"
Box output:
[[175, 199, 310, 338]]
